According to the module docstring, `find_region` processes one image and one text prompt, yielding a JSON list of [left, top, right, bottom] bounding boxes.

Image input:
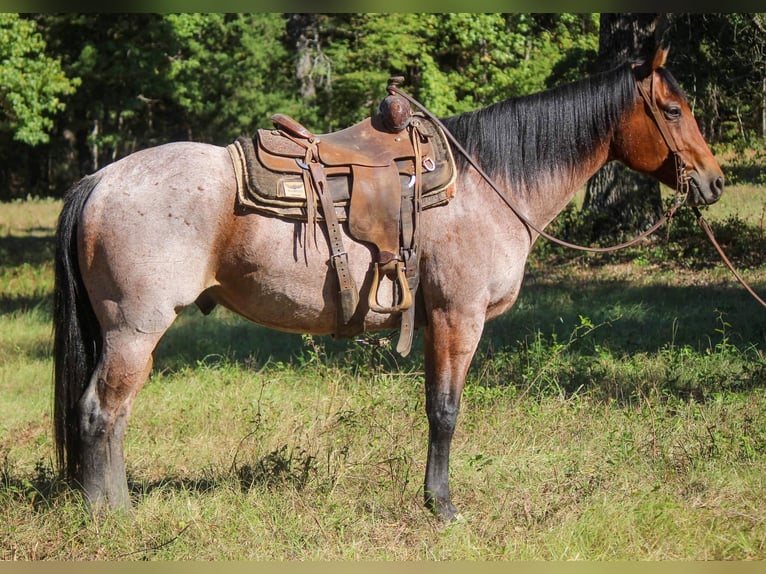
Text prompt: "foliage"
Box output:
[[0, 13, 764, 200], [35, 14, 296, 166], [537, 185, 766, 273], [165, 13, 298, 142], [317, 13, 599, 121], [0, 14, 77, 146], [670, 13, 766, 145]]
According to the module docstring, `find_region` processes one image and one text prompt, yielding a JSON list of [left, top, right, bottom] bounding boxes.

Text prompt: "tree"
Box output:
[[315, 13, 442, 128], [285, 13, 330, 104], [165, 13, 297, 142], [0, 14, 78, 198], [670, 13, 766, 147], [38, 14, 179, 174], [310, 13, 599, 127], [423, 13, 598, 115], [0, 14, 77, 146], [15, 14, 297, 196], [580, 13, 667, 241]]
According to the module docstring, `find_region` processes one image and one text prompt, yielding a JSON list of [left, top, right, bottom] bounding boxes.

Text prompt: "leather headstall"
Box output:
[[635, 72, 690, 199]]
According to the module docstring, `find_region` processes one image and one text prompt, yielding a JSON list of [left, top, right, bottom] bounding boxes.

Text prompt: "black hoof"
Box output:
[[426, 496, 462, 522]]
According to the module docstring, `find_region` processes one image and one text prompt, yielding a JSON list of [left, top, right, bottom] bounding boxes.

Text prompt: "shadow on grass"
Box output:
[[152, 271, 766, 377], [127, 442, 317, 500], [721, 160, 766, 187], [0, 294, 52, 316], [0, 459, 69, 512], [0, 235, 55, 268], [1, 449, 314, 511], [487, 272, 766, 354], [0, 234, 55, 315], [152, 305, 418, 375]]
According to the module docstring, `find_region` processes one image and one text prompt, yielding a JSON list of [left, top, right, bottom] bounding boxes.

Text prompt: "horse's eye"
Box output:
[[664, 106, 682, 120]]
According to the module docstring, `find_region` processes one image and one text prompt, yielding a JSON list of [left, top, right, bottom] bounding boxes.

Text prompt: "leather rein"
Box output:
[[390, 75, 684, 253], [390, 76, 766, 308]]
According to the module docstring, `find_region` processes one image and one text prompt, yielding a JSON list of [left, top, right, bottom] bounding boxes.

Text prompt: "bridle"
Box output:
[[636, 72, 766, 308], [635, 71, 692, 203], [390, 75, 766, 307]]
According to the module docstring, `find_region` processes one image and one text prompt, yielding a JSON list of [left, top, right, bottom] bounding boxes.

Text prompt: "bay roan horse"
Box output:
[[53, 45, 723, 520]]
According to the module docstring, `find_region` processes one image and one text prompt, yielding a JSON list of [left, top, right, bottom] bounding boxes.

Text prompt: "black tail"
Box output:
[[53, 173, 102, 484]]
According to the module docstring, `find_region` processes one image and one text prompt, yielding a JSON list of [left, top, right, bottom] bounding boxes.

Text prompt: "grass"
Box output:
[[1, 167, 766, 559]]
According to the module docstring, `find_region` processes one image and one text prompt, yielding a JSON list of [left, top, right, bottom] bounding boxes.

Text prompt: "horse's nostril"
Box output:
[[714, 175, 724, 194]]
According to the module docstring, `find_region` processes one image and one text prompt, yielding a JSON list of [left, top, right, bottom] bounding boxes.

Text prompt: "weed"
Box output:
[[236, 444, 317, 491]]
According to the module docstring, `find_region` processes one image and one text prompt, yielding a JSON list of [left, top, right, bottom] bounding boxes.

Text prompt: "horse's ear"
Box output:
[[651, 42, 670, 70], [634, 14, 671, 79], [634, 43, 670, 79]]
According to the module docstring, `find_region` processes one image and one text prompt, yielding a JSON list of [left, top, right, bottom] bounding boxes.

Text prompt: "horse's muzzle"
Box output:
[[687, 170, 725, 206]]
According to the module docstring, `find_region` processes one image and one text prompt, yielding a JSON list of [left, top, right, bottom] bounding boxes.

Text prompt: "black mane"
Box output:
[[440, 62, 640, 193]]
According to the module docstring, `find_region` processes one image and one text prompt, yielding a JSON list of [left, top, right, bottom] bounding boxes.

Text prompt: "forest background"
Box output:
[[1, 13, 765, 202]]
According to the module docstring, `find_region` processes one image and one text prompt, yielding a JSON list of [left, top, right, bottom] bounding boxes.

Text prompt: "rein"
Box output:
[[390, 80, 766, 308], [692, 206, 766, 308], [390, 81, 684, 254]]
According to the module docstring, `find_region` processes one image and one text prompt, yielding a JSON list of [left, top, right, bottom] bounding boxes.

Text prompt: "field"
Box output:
[[2, 165, 766, 560]]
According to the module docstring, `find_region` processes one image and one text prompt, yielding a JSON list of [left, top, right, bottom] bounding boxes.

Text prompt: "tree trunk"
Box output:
[[287, 13, 323, 101], [762, 72, 765, 146], [581, 13, 667, 240]]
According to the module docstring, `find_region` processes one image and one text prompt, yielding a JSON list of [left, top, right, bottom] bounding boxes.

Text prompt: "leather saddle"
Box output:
[[227, 77, 456, 355]]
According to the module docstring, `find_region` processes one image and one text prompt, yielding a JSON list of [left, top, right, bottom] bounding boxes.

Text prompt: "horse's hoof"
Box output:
[[427, 498, 462, 522]]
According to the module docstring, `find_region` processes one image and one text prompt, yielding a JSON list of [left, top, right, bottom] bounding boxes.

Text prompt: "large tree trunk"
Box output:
[[581, 13, 667, 240], [286, 13, 327, 102]]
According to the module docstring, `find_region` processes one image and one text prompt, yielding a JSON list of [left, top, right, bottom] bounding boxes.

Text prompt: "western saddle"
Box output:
[[226, 77, 456, 356]]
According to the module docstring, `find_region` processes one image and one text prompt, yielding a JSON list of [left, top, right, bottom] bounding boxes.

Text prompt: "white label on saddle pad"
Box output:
[[281, 180, 307, 199]]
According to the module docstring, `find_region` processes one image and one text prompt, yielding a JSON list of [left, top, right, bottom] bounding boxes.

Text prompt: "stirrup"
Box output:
[[368, 261, 412, 314]]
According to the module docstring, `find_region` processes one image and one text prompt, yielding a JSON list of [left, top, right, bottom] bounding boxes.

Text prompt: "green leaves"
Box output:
[[0, 14, 78, 145], [314, 13, 600, 122], [1, 13, 762, 200]]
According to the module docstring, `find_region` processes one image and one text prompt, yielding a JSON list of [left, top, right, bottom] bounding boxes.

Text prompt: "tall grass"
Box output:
[[1, 186, 766, 559]]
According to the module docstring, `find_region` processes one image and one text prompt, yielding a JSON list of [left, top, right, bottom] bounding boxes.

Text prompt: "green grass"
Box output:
[[2, 180, 766, 559]]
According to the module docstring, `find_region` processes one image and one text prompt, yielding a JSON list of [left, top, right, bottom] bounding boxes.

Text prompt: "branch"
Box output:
[[116, 522, 192, 559]]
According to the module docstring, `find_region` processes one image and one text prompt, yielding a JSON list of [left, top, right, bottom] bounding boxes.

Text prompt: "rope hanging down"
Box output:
[[388, 84, 683, 253]]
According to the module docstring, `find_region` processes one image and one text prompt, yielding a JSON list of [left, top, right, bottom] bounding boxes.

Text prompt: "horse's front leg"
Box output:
[[422, 308, 484, 521]]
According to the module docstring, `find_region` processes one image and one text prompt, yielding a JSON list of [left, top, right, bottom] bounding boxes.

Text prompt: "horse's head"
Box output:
[[613, 45, 724, 206]]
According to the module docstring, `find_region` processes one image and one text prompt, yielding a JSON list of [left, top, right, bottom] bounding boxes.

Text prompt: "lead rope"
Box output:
[[693, 206, 766, 308]]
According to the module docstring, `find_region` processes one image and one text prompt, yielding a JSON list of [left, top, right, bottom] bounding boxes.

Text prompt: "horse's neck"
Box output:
[[521, 140, 611, 230]]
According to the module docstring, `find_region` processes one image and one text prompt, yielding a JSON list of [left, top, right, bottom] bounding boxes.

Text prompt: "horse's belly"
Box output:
[[211, 225, 401, 335]]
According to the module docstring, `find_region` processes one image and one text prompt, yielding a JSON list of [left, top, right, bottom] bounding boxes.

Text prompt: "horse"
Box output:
[[53, 44, 724, 521]]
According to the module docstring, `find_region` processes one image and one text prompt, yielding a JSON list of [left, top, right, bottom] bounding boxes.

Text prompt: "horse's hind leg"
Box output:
[[77, 327, 164, 511]]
